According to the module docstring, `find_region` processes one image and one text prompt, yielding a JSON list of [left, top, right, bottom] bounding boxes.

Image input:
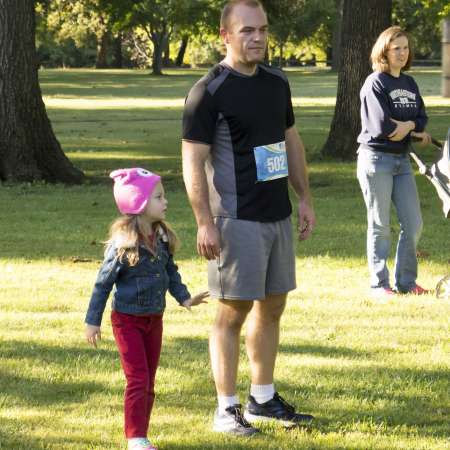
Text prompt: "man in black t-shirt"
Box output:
[[182, 0, 315, 435]]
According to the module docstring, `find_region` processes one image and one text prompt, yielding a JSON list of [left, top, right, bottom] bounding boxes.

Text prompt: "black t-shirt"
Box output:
[[182, 63, 295, 222]]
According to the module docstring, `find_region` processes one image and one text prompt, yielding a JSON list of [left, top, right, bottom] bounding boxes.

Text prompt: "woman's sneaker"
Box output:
[[406, 284, 429, 295], [370, 287, 396, 299], [213, 404, 259, 436], [244, 392, 314, 427], [127, 438, 157, 450]]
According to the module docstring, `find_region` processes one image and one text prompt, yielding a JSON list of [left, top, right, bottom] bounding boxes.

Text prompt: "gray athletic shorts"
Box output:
[[208, 216, 296, 300]]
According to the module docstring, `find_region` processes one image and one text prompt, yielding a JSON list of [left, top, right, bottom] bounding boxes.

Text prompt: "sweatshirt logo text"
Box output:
[[389, 89, 417, 108]]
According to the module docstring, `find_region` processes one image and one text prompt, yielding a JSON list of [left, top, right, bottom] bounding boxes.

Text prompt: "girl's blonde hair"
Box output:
[[107, 215, 179, 266], [371, 26, 413, 73]]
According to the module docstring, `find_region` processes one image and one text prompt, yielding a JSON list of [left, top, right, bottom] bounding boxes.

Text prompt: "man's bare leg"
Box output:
[[245, 293, 287, 385], [210, 299, 253, 396], [244, 293, 314, 425], [210, 299, 260, 435]]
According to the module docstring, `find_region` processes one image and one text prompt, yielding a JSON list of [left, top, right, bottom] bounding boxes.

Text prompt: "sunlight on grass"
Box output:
[[43, 96, 450, 110]]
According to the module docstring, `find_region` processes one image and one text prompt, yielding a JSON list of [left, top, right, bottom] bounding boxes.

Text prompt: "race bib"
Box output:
[[253, 141, 288, 182]]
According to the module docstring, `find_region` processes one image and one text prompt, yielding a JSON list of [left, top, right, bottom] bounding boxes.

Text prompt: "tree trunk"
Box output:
[[151, 32, 166, 75], [0, 1, 83, 183], [175, 35, 188, 67], [163, 34, 170, 67], [331, 0, 343, 71], [443, 19, 450, 97], [321, 0, 392, 160], [278, 42, 284, 67], [112, 33, 123, 68], [96, 29, 110, 69]]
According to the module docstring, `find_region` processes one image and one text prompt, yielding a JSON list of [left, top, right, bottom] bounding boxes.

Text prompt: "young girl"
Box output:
[[85, 168, 208, 450]]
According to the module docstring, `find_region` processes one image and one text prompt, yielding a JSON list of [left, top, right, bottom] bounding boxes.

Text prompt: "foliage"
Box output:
[[34, 0, 448, 68], [111, 0, 216, 73], [262, 0, 337, 63], [45, 0, 110, 46], [35, 2, 97, 67], [36, 0, 120, 67], [392, 0, 449, 59]]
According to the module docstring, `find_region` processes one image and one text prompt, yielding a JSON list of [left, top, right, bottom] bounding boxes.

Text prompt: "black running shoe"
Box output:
[[213, 404, 259, 436], [244, 392, 314, 427]]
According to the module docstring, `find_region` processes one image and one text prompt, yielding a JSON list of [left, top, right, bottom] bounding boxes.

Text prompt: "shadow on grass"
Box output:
[[1, 336, 448, 447], [0, 147, 447, 263], [157, 337, 449, 439], [278, 342, 389, 360], [295, 365, 450, 439], [40, 69, 207, 99], [0, 340, 116, 407], [0, 418, 116, 450]]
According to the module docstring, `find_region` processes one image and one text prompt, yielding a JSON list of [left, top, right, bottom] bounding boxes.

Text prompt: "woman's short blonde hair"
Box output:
[[370, 26, 413, 73]]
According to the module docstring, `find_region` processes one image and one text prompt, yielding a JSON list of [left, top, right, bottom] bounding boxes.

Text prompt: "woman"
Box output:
[[357, 26, 431, 297]]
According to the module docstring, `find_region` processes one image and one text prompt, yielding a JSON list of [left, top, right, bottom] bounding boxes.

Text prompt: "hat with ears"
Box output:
[[110, 168, 161, 214]]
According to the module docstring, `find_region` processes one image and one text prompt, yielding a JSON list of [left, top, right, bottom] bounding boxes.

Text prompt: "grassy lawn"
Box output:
[[0, 67, 449, 450]]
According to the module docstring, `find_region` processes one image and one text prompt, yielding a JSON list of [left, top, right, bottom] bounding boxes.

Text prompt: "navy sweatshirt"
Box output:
[[357, 71, 428, 154]]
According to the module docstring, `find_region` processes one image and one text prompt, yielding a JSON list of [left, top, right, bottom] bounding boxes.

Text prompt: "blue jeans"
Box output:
[[357, 147, 423, 292]]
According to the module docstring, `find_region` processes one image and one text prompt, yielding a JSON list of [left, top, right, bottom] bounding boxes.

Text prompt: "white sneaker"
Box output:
[[128, 437, 157, 450], [213, 404, 259, 436]]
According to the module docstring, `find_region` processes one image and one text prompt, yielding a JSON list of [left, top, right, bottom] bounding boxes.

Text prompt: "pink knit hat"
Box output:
[[110, 168, 161, 214]]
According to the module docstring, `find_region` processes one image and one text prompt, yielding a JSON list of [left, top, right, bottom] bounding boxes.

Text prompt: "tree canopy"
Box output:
[[35, 0, 445, 71]]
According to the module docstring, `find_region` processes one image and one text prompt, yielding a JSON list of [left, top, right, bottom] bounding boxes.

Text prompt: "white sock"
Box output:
[[250, 384, 275, 404], [218, 394, 239, 414]]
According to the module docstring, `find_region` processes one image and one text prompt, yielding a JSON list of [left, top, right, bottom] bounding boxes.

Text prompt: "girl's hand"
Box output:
[[183, 291, 209, 311], [411, 131, 431, 146], [85, 325, 101, 348], [389, 119, 415, 141]]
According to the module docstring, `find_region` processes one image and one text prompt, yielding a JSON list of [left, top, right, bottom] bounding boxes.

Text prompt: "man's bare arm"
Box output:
[[182, 140, 220, 259], [285, 126, 315, 240]]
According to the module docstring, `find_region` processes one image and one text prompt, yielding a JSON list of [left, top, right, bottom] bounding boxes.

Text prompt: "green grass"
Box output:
[[0, 67, 449, 450]]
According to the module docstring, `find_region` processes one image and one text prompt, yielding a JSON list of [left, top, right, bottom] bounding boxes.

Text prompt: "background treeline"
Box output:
[[35, 0, 449, 74]]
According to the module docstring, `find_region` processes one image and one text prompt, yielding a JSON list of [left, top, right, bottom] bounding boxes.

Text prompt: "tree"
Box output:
[[0, 1, 83, 183], [46, 0, 126, 68], [262, 0, 336, 66], [115, 0, 215, 75], [175, 35, 189, 67], [393, 0, 449, 59], [330, 0, 343, 70], [321, 0, 392, 160]]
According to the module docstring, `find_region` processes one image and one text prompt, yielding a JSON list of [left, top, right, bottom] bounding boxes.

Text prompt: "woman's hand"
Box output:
[[411, 131, 431, 146], [85, 325, 101, 348], [183, 291, 209, 310], [388, 119, 415, 141]]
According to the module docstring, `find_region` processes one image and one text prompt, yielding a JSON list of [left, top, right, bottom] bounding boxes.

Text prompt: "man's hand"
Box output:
[[197, 223, 220, 260], [389, 119, 415, 141], [411, 131, 431, 147], [85, 325, 101, 348], [297, 200, 315, 241], [183, 291, 209, 311]]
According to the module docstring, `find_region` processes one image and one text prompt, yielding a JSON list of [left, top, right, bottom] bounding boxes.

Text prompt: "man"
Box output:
[[182, 0, 315, 436]]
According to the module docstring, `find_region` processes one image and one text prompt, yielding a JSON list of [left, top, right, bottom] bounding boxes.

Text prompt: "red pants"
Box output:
[[111, 311, 163, 439]]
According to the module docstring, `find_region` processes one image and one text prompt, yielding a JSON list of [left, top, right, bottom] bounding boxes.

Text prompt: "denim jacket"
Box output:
[[85, 238, 190, 326]]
